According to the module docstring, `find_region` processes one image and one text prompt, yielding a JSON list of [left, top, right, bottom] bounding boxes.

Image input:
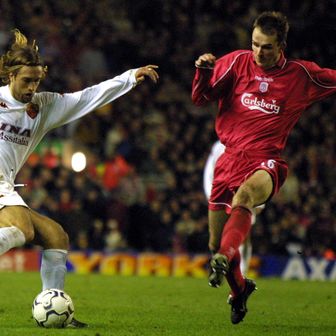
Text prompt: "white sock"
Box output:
[[41, 249, 68, 290], [239, 241, 252, 276], [0, 226, 25, 255]]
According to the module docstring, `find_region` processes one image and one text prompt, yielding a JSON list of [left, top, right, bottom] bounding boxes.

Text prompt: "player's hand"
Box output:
[[135, 65, 159, 84], [195, 53, 216, 68]]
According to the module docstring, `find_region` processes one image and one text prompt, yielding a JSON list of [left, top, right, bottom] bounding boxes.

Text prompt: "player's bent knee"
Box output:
[[38, 225, 69, 250], [4, 224, 35, 242], [21, 225, 35, 242], [51, 228, 69, 250], [0, 226, 26, 254], [60, 230, 70, 249], [0, 207, 35, 242]]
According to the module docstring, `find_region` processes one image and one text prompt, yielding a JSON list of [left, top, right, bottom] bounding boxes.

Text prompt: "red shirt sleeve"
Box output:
[[191, 51, 248, 106], [191, 68, 214, 106], [292, 60, 336, 103]]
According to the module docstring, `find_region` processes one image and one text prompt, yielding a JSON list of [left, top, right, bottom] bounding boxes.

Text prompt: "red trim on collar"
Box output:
[[276, 52, 286, 68]]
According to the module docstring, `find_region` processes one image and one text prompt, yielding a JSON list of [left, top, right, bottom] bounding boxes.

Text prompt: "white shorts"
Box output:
[[0, 181, 28, 210]]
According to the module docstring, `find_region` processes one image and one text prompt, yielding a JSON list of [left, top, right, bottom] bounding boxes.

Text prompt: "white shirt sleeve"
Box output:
[[203, 141, 225, 200], [38, 69, 138, 131]]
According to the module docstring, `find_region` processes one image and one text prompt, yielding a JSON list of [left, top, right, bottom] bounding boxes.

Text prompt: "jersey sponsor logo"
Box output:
[[0, 132, 29, 146], [241, 93, 280, 114], [0, 122, 31, 146]]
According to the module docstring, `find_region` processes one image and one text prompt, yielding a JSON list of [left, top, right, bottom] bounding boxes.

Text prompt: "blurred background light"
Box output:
[[71, 152, 86, 172]]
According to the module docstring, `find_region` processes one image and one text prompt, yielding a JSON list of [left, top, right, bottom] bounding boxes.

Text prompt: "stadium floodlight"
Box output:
[[71, 152, 86, 172]]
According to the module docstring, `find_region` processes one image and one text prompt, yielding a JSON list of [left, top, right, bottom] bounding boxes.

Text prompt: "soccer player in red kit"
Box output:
[[192, 11, 336, 324]]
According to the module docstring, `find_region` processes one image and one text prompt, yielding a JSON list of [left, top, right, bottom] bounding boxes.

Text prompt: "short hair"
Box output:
[[0, 29, 47, 83], [253, 11, 289, 46]]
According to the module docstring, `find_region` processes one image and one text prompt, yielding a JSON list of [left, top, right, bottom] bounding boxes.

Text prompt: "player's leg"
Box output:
[[209, 209, 254, 285], [208, 209, 228, 253], [208, 209, 230, 287], [213, 170, 272, 323], [0, 206, 34, 255], [239, 206, 263, 274], [239, 208, 256, 275], [29, 209, 69, 290], [219, 169, 272, 264], [30, 209, 88, 328]]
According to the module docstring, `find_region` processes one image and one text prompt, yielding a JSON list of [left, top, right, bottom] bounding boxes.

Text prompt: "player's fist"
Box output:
[[195, 53, 216, 68], [135, 65, 159, 84]]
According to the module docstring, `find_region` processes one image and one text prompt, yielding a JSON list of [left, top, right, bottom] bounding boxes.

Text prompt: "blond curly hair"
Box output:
[[0, 29, 47, 83]]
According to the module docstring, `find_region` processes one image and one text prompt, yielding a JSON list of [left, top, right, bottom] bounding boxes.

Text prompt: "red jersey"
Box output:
[[192, 50, 336, 153]]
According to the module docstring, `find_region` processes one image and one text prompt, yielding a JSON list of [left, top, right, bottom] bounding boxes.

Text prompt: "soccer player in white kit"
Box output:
[[0, 29, 159, 328], [203, 140, 263, 276]]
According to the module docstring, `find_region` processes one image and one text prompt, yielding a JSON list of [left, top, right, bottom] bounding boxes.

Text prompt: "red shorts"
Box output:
[[209, 147, 288, 213]]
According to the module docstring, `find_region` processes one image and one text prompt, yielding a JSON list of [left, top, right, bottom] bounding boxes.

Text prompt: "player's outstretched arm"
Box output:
[[135, 65, 159, 84], [192, 53, 217, 106]]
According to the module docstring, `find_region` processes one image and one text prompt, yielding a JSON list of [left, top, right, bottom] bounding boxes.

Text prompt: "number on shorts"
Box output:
[[261, 159, 276, 169]]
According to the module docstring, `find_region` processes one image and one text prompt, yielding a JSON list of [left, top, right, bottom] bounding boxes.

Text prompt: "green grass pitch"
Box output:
[[0, 272, 335, 335]]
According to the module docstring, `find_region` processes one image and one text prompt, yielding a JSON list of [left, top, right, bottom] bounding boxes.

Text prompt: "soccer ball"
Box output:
[[32, 289, 75, 328]]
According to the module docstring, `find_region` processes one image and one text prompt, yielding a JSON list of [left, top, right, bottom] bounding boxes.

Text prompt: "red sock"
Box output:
[[225, 250, 245, 296], [219, 206, 252, 262]]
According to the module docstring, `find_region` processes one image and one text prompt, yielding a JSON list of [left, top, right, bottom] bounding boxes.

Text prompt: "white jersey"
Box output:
[[0, 69, 137, 183], [0, 69, 137, 208], [203, 140, 225, 200]]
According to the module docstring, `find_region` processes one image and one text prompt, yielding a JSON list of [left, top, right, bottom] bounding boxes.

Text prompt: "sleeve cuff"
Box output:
[[129, 68, 138, 87], [195, 63, 214, 70]]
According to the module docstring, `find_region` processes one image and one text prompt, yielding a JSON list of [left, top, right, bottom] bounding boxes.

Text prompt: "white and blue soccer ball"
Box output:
[[32, 289, 75, 328]]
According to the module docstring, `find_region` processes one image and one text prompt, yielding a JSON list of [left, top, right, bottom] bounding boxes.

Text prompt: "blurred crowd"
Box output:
[[1, 0, 335, 257]]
